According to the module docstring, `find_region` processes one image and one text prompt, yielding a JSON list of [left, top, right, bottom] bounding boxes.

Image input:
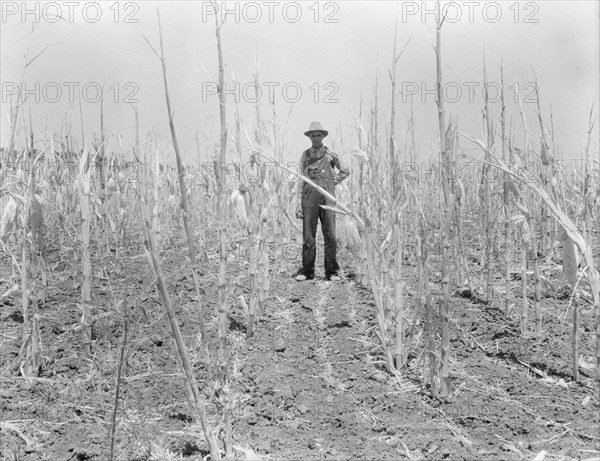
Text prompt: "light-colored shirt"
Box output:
[[296, 146, 350, 200]]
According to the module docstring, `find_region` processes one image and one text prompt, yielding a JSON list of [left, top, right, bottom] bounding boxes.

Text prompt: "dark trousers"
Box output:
[[301, 192, 339, 278]]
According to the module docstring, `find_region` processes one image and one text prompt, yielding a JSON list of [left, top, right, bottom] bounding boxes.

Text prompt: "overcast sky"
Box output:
[[1, 1, 599, 166]]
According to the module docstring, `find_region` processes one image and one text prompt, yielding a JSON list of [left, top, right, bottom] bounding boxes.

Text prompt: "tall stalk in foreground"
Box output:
[[482, 51, 495, 303], [141, 8, 220, 457], [434, 2, 452, 398], [500, 61, 512, 314], [77, 147, 92, 354], [388, 7, 412, 370], [150, 6, 211, 371], [213, 7, 233, 458], [514, 84, 531, 335]]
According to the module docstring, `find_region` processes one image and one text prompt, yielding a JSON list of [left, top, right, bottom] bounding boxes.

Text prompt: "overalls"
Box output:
[[300, 148, 339, 278]]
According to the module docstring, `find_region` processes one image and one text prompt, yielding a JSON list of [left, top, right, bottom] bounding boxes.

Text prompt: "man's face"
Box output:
[[309, 132, 324, 148]]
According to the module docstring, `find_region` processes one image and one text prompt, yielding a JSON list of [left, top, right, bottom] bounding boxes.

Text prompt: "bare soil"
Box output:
[[1, 232, 599, 460]]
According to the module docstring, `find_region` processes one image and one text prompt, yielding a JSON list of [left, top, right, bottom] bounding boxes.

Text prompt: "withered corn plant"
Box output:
[[466, 135, 600, 381], [434, 4, 453, 398], [210, 4, 235, 457], [422, 227, 440, 397], [243, 71, 271, 337], [481, 51, 496, 304], [362, 120, 396, 374], [150, 5, 211, 371], [1, 152, 43, 376], [137, 162, 220, 458], [388, 9, 412, 370], [22, 151, 44, 377], [500, 61, 512, 314], [401, 206, 427, 368], [239, 158, 269, 339], [511, 83, 538, 335], [532, 71, 554, 257], [77, 147, 93, 353], [1, 24, 55, 375]]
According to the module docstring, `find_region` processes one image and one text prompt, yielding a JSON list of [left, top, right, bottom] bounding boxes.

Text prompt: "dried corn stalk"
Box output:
[[560, 230, 579, 290], [76, 148, 92, 352]]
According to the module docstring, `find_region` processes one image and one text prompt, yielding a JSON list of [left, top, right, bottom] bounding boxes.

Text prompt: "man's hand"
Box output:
[[295, 204, 303, 219]]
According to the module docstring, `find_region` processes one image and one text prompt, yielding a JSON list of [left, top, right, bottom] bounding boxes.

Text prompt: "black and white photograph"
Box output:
[[1, 1, 599, 459]]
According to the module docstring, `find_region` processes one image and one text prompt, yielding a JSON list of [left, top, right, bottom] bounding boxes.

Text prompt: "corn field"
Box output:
[[1, 2, 599, 460]]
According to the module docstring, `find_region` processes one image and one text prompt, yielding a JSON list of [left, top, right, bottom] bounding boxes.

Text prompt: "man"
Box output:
[[295, 122, 350, 281]]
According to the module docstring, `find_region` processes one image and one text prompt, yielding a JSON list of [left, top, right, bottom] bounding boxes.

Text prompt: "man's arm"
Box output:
[[332, 154, 350, 185]]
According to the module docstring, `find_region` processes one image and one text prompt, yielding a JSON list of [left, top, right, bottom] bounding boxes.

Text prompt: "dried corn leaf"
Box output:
[[349, 146, 369, 162], [0, 196, 19, 242], [108, 215, 116, 233], [230, 189, 248, 227], [239, 295, 249, 316], [56, 189, 64, 212], [562, 233, 579, 289], [541, 141, 551, 165], [234, 445, 262, 461], [31, 195, 44, 235], [454, 180, 464, 205], [510, 214, 526, 224], [78, 149, 91, 195], [578, 356, 597, 374], [343, 217, 362, 253], [319, 204, 347, 215], [242, 189, 250, 217], [520, 220, 531, 244], [588, 268, 600, 307], [106, 177, 117, 198], [514, 201, 530, 218], [381, 229, 393, 251]]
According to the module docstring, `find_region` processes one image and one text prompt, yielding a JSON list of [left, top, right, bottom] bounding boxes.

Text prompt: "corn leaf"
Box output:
[[0, 196, 19, 242], [561, 231, 579, 289]]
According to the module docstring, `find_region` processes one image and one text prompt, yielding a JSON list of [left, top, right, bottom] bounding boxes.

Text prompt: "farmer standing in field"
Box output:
[[294, 122, 350, 281]]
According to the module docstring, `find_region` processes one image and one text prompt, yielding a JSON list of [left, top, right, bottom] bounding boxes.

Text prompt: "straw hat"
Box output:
[[304, 121, 329, 137]]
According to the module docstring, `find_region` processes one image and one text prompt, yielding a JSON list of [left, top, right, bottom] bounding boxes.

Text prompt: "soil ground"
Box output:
[[1, 229, 599, 460]]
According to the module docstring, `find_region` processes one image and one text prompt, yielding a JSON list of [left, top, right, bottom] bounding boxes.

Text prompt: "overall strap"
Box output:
[[304, 147, 335, 168], [304, 149, 322, 166]]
